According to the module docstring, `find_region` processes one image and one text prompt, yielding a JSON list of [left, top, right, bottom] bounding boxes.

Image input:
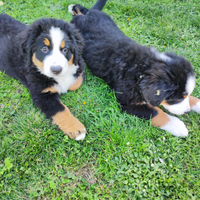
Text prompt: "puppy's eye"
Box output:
[[62, 48, 68, 54], [41, 46, 49, 53]]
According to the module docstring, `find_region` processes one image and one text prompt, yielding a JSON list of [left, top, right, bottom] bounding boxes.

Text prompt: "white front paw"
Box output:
[[75, 133, 86, 141], [191, 101, 200, 113], [160, 115, 188, 137]]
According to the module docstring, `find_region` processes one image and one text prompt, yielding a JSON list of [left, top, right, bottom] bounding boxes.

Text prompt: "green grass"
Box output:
[[1, 0, 200, 199]]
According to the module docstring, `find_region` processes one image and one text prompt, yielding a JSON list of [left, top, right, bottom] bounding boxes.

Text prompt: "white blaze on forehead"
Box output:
[[42, 26, 68, 77], [186, 75, 195, 95], [50, 27, 65, 56]]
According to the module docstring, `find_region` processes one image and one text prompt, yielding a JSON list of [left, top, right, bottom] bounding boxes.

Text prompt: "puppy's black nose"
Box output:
[[50, 65, 62, 75]]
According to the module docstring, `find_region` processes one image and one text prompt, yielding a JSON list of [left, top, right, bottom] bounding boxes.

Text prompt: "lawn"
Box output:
[[0, 0, 200, 199]]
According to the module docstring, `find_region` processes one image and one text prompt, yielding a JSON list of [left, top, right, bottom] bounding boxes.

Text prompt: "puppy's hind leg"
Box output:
[[68, 73, 85, 91], [68, 4, 89, 16]]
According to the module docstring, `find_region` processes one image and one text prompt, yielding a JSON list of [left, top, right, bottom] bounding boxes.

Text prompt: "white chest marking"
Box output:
[[54, 64, 79, 94]]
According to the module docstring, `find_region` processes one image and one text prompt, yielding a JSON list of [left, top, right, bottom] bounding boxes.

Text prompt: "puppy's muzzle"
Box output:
[[50, 65, 62, 75]]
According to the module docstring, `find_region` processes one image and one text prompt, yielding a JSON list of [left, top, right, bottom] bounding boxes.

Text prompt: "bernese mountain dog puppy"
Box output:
[[0, 14, 86, 140], [69, 0, 200, 137]]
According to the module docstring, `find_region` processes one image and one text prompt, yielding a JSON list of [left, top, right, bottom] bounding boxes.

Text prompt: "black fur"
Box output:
[[70, 2, 194, 121], [0, 14, 85, 120]]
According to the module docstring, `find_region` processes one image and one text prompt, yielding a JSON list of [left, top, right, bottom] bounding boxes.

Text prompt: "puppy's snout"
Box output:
[[50, 65, 62, 75]]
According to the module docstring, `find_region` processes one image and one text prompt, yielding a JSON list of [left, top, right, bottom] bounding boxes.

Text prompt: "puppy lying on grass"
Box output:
[[69, 0, 200, 137], [0, 14, 86, 140]]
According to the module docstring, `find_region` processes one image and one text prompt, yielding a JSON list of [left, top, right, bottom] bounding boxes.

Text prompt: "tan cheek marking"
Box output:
[[68, 74, 84, 91], [189, 95, 200, 107], [42, 86, 59, 94], [160, 100, 170, 106], [52, 104, 85, 139], [32, 53, 44, 70], [61, 40, 65, 49], [44, 38, 50, 46], [151, 106, 170, 127], [68, 54, 74, 66]]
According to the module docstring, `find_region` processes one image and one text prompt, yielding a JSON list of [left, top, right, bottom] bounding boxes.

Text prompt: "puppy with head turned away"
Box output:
[[69, 0, 200, 137]]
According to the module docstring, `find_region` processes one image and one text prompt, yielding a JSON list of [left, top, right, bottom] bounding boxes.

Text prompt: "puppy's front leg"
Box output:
[[151, 107, 188, 137], [122, 104, 188, 136], [31, 86, 86, 140], [52, 103, 86, 140]]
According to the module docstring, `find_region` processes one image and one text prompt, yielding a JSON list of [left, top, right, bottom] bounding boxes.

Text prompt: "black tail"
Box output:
[[91, 0, 108, 11]]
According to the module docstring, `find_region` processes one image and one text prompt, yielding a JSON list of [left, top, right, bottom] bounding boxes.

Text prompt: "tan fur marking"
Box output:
[[44, 38, 50, 46], [68, 74, 84, 91], [189, 95, 200, 107], [61, 40, 65, 49], [52, 104, 85, 139], [75, 8, 84, 16], [68, 54, 74, 66], [72, 11, 76, 16], [160, 100, 169, 106], [32, 53, 44, 70], [161, 95, 189, 105], [151, 107, 170, 127], [42, 86, 59, 94]]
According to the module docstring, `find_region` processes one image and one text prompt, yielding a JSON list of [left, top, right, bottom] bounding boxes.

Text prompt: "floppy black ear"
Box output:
[[65, 24, 84, 66], [20, 23, 43, 65], [140, 77, 177, 106], [72, 31, 84, 66]]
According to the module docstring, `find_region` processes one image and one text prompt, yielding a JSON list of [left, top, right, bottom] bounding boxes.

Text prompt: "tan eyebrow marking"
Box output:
[[44, 38, 50, 46], [61, 40, 65, 49]]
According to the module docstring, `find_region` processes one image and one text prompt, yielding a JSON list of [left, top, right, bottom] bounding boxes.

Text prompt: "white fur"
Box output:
[[160, 115, 188, 137], [54, 64, 79, 94], [42, 27, 69, 77], [191, 101, 200, 113], [162, 96, 190, 115], [186, 76, 195, 95], [151, 48, 171, 62], [68, 4, 75, 14], [37, 26, 79, 94], [75, 133, 86, 141]]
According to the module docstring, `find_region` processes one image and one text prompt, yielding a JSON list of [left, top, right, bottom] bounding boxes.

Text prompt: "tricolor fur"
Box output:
[[0, 14, 86, 140], [69, 0, 200, 137]]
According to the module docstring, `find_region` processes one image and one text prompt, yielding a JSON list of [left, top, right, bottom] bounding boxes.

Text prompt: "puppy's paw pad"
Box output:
[[161, 115, 188, 137], [191, 101, 200, 113], [75, 133, 86, 141], [64, 119, 86, 139], [68, 4, 75, 14]]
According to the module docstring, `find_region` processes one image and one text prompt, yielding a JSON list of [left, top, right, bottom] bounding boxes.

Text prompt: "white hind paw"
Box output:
[[68, 4, 75, 14]]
